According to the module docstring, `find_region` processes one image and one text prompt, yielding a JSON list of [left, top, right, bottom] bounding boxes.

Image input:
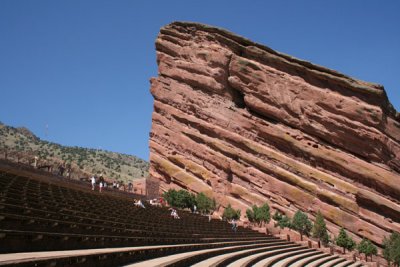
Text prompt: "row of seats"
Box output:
[[0, 170, 265, 252], [0, 169, 364, 266]]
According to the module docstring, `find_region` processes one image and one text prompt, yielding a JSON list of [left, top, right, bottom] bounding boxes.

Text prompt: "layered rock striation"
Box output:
[[149, 22, 400, 244]]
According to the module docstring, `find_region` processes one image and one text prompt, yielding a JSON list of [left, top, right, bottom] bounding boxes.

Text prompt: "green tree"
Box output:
[[277, 215, 291, 229], [223, 204, 241, 220], [247, 203, 270, 226], [252, 205, 261, 225], [335, 228, 356, 254], [195, 192, 216, 214], [312, 211, 329, 245], [383, 232, 400, 267], [246, 208, 255, 224], [163, 189, 178, 207], [163, 189, 195, 209], [258, 203, 271, 226], [292, 210, 313, 240], [176, 190, 196, 209], [357, 239, 377, 262]]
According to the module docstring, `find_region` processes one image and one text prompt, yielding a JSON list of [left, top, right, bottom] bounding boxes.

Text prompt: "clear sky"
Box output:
[[1, 0, 399, 161]]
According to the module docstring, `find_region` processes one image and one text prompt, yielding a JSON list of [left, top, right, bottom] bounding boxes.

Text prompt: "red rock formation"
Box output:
[[149, 22, 400, 245]]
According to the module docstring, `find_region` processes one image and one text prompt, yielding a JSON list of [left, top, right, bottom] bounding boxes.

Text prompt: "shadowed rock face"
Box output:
[[149, 22, 400, 245]]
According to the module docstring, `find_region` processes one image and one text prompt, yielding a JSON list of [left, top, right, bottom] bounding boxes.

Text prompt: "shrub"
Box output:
[[195, 192, 216, 214], [223, 204, 241, 220], [312, 211, 329, 245], [246, 208, 255, 223], [246, 203, 270, 226], [292, 210, 313, 240], [258, 203, 271, 226], [252, 205, 260, 225], [275, 212, 291, 229], [163, 189, 195, 209]]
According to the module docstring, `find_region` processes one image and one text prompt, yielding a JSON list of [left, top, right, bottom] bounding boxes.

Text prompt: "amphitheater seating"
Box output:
[[0, 169, 364, 266]]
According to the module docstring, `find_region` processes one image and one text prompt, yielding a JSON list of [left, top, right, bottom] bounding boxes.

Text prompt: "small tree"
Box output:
[[163, 189, 195, 209], [277, 215, 291, 229], [358, 238, 377, 262], [347, 236, 356, 253], [383, 232, 400, 267], [259, 203, 271, 226], [252, 205, 261, 226], [223, 204, 241, 220], [292, 210, 313, 241], [246, 207, 255, 224], [175, 189, 195, 209], [312, 211, 329, 245], [336, 228, 356, 254], [195, 192, 216, 214], [162, 189, 175, 205], [366, 242, 377, 262]]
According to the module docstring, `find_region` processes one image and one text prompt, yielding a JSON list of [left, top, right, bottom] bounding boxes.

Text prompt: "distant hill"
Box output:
[[0, 121, 149, 183]]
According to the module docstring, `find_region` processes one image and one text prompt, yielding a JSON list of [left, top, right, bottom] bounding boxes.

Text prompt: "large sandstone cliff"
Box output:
[[149, 22, 400, 245]]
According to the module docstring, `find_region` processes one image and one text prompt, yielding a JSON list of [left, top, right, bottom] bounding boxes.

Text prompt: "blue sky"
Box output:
[[1, 0, 399, 161]]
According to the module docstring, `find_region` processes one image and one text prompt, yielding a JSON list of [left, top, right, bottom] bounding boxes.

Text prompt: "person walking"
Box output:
[[231, 219, 237, 232]]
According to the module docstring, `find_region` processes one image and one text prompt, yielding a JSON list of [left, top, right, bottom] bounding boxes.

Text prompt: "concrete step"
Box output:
[[305, 255, 339, 267], [124, 241, 276, 267], [272, 250, 322, 267], [252, 248, 314, 267], [319, 257, 347, 267], [190, 243, 296, 267], [290, 253, 333, 267]]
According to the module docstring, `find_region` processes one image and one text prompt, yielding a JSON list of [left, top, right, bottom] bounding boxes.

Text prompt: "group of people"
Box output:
[[133, 197, 167, 209], [130, 197, 238, 232], [91, 175, 105, 192], [57, 163, 72, 178], [90, 175, 122, 193]]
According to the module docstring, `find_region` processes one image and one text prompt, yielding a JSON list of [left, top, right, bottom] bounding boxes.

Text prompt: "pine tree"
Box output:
[[365, 240, 378, 262], [246, 208, 255, 224], [336, 228, 356, 254], [336, 228, 349, 253], [312, 211, 329, 245], [259, 203, 271, 226], [277, 215, 291, 229], [252, 205, 261, 226], [292, 210, 313, 241], [347, 236, 356, 253], [357, 239, 369, 261], [383, 232, 400, 267]]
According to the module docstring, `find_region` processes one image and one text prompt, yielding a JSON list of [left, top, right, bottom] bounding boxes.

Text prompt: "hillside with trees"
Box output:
[[0, 122, 149, 183]]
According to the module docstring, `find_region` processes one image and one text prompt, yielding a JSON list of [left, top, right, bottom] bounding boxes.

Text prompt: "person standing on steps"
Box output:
[[231, 218, 237, 232], [99, 175, 104, 193], [91, 175, 96, 191]]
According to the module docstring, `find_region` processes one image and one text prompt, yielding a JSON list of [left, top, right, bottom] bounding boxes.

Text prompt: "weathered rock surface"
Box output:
[[149, 22, 400, 245]]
